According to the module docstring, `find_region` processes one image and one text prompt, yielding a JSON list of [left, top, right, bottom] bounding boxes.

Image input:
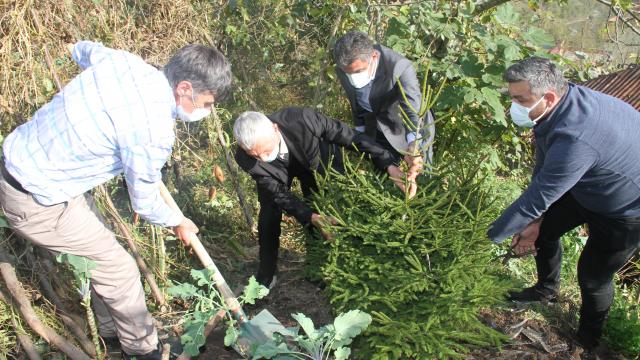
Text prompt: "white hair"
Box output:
[[233, 111, 274, 150]]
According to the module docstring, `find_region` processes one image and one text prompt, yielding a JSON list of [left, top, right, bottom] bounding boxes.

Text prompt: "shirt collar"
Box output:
[[159, 71, 178, 119], [534, 83, 574, 138], [278, 132, 288, 158]]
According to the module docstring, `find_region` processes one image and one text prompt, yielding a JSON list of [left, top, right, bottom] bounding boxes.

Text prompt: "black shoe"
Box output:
[[122, 343, 162, 360], [103, 336, 122, 358], [575, 331, 600, 350], [256, 274, 277, 290], [507, 286, 557, 302]]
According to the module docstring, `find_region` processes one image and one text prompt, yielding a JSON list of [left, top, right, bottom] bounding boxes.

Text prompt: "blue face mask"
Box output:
[[509, 95, 548, 128]]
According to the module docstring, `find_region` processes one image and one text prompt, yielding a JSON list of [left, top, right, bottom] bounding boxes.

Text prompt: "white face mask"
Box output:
[[263, 143, 279, 163], [347, 55, 378, 89], [509, 95, 548, 128], [177, 92, 211, 122]]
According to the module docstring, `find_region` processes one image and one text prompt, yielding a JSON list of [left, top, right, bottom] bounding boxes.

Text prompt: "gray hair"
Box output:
[[333, 30, 375, 68], [233, 111, 274, 150], [163, 44, 233, 101], [504, 57, 568, 97]]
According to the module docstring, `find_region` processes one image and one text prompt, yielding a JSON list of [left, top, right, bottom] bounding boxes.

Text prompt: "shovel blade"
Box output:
[[235, 309, 290, 355]]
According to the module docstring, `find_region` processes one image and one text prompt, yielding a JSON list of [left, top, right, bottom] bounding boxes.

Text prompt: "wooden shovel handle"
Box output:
[[157, 182, 247, 324]]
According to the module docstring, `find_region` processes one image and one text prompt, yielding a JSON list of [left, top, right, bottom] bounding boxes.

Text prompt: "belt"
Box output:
[[0, 159, 28, 194]]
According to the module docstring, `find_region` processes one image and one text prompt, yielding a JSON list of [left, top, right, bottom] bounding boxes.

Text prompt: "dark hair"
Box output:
[[163, 44, 233, 101], [333, 30, 375, 68], [504, 57, 568, 96]]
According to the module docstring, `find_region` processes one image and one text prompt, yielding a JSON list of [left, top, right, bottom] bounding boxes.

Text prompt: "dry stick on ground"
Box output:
[[24, 250, 97, 358], [37, 254, 87, 328], [211, 108, 254, 231], [97, 186, 167, 307], [0, 288, 42, 360], [30, 9, 166, 308], [0, 249, 90, 360]]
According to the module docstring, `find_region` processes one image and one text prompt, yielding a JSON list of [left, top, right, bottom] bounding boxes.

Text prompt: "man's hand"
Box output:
[[510, 218, 542, 256], [387, 165, 418, 199], [404, 141, 423, 181], [387, 165, 406, 191], [173, 217, 199, 246], [65, 43, 75, 55], [311, 213, 338, 240]]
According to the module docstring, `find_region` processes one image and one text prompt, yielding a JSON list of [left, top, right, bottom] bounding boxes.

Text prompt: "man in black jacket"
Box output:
[[334, 30, 436, 197], [234, 107, 406, 287]]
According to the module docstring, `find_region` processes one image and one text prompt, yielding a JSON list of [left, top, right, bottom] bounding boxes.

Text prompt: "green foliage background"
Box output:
[[1, 0, 639, 358]]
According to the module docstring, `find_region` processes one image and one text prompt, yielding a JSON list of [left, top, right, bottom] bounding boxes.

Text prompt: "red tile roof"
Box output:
[[582, 65, 640, 111]]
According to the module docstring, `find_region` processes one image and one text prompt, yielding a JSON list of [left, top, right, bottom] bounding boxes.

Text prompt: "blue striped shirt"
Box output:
[[3, 41, 183, 227]]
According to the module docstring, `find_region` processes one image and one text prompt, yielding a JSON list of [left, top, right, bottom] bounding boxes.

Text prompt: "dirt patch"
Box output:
[[188, 237, 626, 360], [196, 248, 334, 360]]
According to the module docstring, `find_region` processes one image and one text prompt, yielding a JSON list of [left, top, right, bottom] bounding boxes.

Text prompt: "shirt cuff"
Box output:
[[165, 210, 184, 228], [355, 126, 366, 133], [406, 131, 418, 144]]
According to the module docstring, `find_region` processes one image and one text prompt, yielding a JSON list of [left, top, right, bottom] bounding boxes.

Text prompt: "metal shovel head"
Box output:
[[234, 309, 290, 355]]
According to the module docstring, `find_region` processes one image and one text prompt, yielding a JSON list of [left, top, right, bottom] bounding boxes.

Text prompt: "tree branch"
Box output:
[[473, 0, 512, 15], [595, 0, 640, 37], [0, 249, 90, 360]]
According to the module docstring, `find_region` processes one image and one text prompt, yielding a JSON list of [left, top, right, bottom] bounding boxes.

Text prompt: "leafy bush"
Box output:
[[310, 156, 513, 359], [252, 310, 372, 360], [604, 285, 640, 359]]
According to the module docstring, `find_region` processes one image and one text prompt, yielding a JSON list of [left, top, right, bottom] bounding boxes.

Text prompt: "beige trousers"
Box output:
[[0, 175, 158, 355]]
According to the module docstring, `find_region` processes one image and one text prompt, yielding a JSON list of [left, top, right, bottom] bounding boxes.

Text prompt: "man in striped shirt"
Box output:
[[0, 41, 231, 359]]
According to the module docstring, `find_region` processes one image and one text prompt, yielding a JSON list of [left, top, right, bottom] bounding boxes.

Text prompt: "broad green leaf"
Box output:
[[332, 310, 372, 348], [56, 253, 97, 281], [494, 3, 519, 26], [251, 341, 291, 359], [523, 27, 555, 48], [240, 276, 269, 305], [0, 215, 9, 228], [191, 268, 215, 287], [335, 346, 351, 360], [224, 326, 238, 347], [181, 318, 207, 356], [295, 338, 319, 355], [480, 87, 507, 125], [291, 313, 317, 340], [167, 283, 200, 299], [503, 44, 521, 61]]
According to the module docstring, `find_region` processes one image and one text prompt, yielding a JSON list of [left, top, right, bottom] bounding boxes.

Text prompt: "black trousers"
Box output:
[[256, 143, 344, 282], [535, 193, 640, 341]]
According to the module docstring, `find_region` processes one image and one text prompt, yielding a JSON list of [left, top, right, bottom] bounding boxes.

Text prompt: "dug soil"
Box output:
[[190, 248, 627, 360]]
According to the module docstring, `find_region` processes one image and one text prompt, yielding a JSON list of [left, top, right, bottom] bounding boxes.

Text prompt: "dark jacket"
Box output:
[[235, 107, 395, 225], [488, 84, 640, 243], [336, 45, 434, 151]]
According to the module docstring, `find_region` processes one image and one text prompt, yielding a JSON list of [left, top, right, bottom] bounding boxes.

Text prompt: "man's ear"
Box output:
[[544, 91, 560, 107], [175, 81, 193, 97]]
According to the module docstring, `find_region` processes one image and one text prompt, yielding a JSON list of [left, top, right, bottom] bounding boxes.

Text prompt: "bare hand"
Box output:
[[387, 165, 418, 199], [65, 43, 75, 55], [311, 213, 338, 240], [406, 180, 418, 199], [404, 141, 424, 181], [510, 219, 542, 256], [387, 165, 407, 192], [173, 217, 199, 246]]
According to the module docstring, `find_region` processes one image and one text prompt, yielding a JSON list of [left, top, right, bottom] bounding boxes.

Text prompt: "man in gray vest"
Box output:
[[333, 30, 435, 197], [488, 57, 640, 349]]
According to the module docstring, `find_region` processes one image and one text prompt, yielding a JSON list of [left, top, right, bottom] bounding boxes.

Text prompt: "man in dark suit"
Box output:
[[233, 107, 406, 287], [334, 30, 436, 197]]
